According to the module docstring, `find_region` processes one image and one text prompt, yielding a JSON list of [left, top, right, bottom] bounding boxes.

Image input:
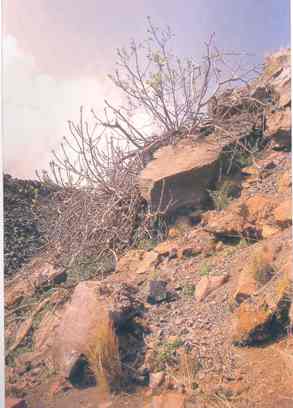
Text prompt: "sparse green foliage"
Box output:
[[208, 180, 236, 211], [154, 338, 184, 370], [234, 150, 253, 168], [199, 262, 211, 277], [238, 237, 249, 248], [183, 283, 196, 297], [250, 252, 274, 285], [136, 238, 158, 251]]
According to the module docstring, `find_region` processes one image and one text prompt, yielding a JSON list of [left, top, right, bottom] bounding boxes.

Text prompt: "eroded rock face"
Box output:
[[5, 257, 66, 308], [233, 240, 282, 305], [264, 49, 291, 108], [232, 246, 292, 345], [203, 192, 290, 240], [265, 109, 291, 150]]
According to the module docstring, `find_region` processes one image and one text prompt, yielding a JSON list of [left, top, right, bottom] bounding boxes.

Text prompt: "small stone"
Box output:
[[149, 371, 165, 390], [195, 274, 229, 302], [215, 241, 224, 251], [261, 224, 280, 238], [168, 227, 180, 239], [168, 249, 178, 260], [181, 247, 200, 258], [147, 280, 168, 304]]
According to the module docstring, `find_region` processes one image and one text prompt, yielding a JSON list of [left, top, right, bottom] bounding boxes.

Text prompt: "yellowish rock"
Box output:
[[232, 264, 291, 344], [274, 198, 292, 227], [261, 224, 280, 239], [278, 170, 292, 193], [168, 227, 180, 239]]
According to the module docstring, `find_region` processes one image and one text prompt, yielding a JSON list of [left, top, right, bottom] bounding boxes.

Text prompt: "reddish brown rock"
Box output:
[[182, 230, 215, 257], [202, 201, 248, 236], [278, 169, 292, 193], [33, 310, 63, 356], [138, 138, 221, 213], [233, 242, 279, 304], [149, 371, 165, 390], [52, 281, 103, 379], [232, 258, 291, 344], [261, 224, 281, 239], [5, 397, 27, 408], [195, 274, 229, 302], [52, 281, 140, 381], [274, 199, 292, 227], [150, 392, 186, 408], [116, 249, 159, 276]]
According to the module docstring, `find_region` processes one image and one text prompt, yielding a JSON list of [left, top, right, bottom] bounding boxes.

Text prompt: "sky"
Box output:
[[2, 0, 291, 178]]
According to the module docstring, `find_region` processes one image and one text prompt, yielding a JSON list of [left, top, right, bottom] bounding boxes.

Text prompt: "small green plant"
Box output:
[[136, 238, 158, 251], [250, 252, 274, 285], [182, 283, 195, 297], [68, 253, 116, 284], [238, 238, 249, 248], [199, 262, 210, 277], [208, 180, 235, 211], [234, 150, 253, 168], [154, 338, 184, 370]]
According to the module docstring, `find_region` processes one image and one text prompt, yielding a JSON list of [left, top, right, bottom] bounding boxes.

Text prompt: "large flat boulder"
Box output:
[[138, 138, 221, 213]]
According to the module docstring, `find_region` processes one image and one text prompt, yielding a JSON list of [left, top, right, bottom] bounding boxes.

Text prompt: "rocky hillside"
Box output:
[[3, 175, 55, 278], [4, 49, 292, 408]]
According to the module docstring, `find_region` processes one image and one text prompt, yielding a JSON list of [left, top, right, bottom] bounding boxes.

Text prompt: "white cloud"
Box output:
[[3, 35, 121, 178]]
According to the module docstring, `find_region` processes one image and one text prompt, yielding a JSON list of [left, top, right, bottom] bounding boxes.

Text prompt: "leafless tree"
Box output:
[[93, 17, 260, 147]]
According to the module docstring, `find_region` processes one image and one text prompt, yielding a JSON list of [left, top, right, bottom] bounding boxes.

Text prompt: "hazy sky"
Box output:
[[3, 0, 291, 178]]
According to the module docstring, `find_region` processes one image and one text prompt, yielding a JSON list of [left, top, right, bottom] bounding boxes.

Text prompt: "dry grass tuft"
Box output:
[[177, 350, 199, 393], [86, 312, 121, 395], [249, 250, 274, 286]]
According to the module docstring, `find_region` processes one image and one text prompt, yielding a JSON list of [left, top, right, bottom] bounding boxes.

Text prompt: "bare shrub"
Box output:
[[37, 19, 265, 274]]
